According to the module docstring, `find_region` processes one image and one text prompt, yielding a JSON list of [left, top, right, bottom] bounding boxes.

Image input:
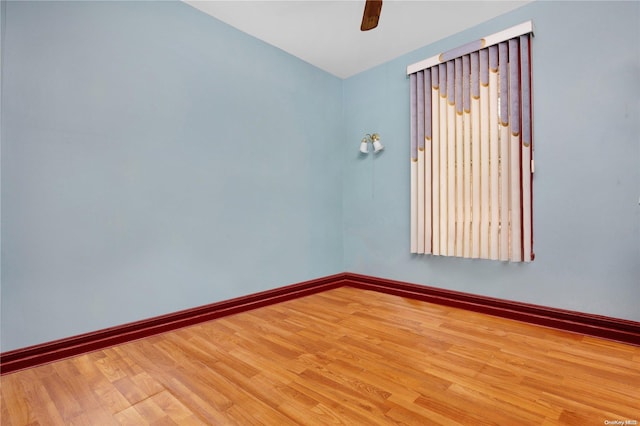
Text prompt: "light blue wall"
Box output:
[[2, 0, 639, 353], [1, 1, 343, 351], [343, 1, 640, 321]]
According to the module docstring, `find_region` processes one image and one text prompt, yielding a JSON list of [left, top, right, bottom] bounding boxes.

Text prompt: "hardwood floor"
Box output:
[[1, 287, 639, 425]]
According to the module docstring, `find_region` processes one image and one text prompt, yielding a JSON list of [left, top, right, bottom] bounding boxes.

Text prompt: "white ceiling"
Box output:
[[184, 0, 532, 79]]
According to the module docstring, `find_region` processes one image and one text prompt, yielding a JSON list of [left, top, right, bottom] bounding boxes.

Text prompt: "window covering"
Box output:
[[408, 22, 534, 262]]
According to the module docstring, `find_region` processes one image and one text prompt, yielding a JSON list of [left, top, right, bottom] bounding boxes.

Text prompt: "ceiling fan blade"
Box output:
[[360, 0, 382, 31]]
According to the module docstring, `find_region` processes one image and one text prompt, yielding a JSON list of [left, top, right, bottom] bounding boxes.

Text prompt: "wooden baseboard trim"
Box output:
[[0, 273, 348, 375], [343, 273, 640, 347], [3, 272, 638, 374]]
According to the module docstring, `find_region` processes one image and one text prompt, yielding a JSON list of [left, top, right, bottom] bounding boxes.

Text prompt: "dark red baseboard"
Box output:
[[0, 273, 347, 375], [343, 273, 640, 347], [2, 272, 639, 375]]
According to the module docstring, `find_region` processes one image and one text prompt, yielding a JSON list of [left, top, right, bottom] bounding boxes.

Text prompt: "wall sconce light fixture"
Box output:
[[360, 133, 384, 154]]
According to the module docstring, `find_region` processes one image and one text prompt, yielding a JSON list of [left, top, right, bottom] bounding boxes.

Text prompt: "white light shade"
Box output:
[[373, 140, 384, 153], [359, 140, 369, 153]]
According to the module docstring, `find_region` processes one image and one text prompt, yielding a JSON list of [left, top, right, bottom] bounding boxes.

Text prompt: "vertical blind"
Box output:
[[408, 22, 534, 262]]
